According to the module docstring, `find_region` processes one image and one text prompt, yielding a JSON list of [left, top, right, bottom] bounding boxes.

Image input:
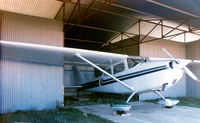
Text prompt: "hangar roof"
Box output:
[[1, 0, 200, 49]]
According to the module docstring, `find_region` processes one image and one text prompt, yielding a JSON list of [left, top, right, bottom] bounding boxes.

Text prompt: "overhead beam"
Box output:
[[123, 33, 139, 43], [64, 1, 135, 20], [142, 22, 186, 43], [164, 32, 184, 38], [66, 0, 80, 25], [66, 22, 136, 35], [146, 0, 200, 18], [110, 2, 155, 17], [67, 0, 113, 31], [65, 37, 104, 44], [140, 20, 161, 42], [101, 20, 139, 47], [61, 0, 200, 39], [59, 0, 200, 45], [163, 21, 185, 37], [141, 20, 200, 36]]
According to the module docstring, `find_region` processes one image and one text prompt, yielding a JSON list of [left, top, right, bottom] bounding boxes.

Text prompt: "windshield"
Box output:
[[127, 58, 144, 68]]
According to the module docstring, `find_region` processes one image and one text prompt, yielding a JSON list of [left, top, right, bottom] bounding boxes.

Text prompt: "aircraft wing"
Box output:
[[0, 40, 128, 66]]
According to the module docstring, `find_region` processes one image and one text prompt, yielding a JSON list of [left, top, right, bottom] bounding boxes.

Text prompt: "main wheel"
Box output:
[[164, 105, 173, 108]]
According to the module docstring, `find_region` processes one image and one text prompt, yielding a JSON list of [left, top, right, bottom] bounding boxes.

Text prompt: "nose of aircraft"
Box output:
[[161, 46, 200, 82]]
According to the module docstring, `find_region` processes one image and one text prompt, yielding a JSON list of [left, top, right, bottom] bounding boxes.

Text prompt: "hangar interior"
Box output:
[[1, 0, 200, 113]]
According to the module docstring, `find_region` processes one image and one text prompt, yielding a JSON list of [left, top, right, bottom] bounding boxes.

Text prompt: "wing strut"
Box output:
[[75, 53, 135, 92]]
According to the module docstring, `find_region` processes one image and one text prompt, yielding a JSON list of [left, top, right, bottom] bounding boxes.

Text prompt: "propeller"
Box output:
[[161, 46, 200, 82]]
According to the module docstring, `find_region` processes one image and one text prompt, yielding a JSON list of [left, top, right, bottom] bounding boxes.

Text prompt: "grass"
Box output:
[[0, 93, 136, 123], [177, 97, 200, 108], [0, 107, 113, 123], [3, 94, 200, 122], [145, 97, 200, 108]]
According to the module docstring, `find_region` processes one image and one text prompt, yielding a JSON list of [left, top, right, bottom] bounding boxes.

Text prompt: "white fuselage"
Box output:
[[82, 60, 184, 94]]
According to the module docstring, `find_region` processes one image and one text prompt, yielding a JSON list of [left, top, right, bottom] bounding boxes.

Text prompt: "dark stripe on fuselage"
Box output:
[[79, 65, 168, 90]]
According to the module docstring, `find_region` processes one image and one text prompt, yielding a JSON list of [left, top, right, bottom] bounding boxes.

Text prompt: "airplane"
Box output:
[[1, 40, 199, 114]]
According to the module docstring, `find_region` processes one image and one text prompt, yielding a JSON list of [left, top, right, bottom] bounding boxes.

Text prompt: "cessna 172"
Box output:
[[1, 40, 199, 113]]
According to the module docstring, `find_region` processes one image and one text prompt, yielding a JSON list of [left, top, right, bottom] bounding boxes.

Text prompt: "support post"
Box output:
[[161, 20, 163, 38], [138, 20, 141, 42], [154, 91, 166, 101], [126, 91, 136, 103], [184, 32, 186, 43]]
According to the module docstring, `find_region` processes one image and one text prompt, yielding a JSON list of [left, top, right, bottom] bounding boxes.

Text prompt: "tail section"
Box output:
[[72, 65, 86, 85]]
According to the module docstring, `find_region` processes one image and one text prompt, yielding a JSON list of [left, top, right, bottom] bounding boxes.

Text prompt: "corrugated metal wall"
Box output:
[[0, 58, 63, 113], [139, 36, 186, 100], [0, 11, 2, 40], [0, 0, 62, 19], [0, 11, 2, 113], [1, 11, 63, 46], [0, 11, 64, 113], [186, 40, 200, 97], [140, 36, 185, 59]]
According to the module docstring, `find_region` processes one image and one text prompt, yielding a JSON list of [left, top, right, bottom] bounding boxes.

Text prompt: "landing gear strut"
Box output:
[[112, 91, 136, 115], [154, 91, 179, 108]]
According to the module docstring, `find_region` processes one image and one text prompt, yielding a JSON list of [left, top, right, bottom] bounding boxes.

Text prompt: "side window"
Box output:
[[95, 67, 111, 77], [113, 62, 125, 74], [105, 68, 111, 74], [127, 58, 136, 68], [102, 68, 112, 77], [127, 58, 142, 68]]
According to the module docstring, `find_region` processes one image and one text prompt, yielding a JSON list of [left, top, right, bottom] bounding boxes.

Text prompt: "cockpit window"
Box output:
[[105, 68, 111, 74], [127, 58, 144, 68], [113, 62, 125, 74]]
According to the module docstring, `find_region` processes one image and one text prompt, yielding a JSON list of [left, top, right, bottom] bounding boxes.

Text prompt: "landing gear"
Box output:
[[154, 91, 179, 108], [111, 91, 136, 115]]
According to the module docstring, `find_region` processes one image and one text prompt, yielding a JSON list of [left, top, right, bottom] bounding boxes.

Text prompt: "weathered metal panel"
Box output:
[[0, 0, 63, 19], [0, 57, 63, 113], [0, 11, 2, 40], [0, 11, 64, 113], [140, 36, 185, 59], [1, 11, 63, 46]]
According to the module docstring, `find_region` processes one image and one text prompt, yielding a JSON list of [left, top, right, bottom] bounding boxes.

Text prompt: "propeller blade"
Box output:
[[160, 46, 199, 82], [183, 66, 200, 82], [160, 46, 175, 60]]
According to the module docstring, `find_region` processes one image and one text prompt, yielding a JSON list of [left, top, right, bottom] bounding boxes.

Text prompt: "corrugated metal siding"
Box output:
[[140, 36, 185, 59], [0, 58, 2, 113], [0, 57, 63, 113], [139, 37, 186, 100], [0, 12, 64, 113], [0, 11, 2, 40], [1, 11, 63, 46], [0, 11, 2, 113], [0, 0, 63, 19]]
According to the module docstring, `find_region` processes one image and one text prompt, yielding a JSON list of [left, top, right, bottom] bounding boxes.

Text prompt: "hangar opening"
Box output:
[[1, 0, 200, 114]]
